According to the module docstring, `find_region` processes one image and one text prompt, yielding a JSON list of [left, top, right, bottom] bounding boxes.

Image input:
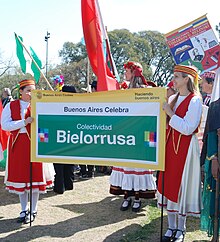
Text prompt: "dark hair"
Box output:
[[205, 77, 214, 84], [62, 85, 77, 93], [91, 81, 97, 90]]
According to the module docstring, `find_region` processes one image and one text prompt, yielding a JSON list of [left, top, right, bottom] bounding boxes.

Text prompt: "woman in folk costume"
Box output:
[[109, 61, 156, 212], [200, 67, 220, 239], [157, 65, 203, 242], [1, 79, 54, 224]]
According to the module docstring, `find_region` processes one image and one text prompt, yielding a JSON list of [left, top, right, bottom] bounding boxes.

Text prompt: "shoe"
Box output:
[[24, 212, 37, 224], [132, 199, 142, 212], [162, 228, 177, 242], [17, 210, 29, 223], [81, 174, 89, 179], [120, 198, 132, 211], [53, 188, 64, 194], [172, 229, 185, 242], [87, 171, 94, 178]]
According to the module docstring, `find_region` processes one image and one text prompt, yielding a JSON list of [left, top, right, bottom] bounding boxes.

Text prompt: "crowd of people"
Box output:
[[0, 61, 220, 241]]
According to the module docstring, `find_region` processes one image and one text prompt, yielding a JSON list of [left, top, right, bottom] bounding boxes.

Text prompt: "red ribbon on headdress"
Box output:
[[124, 61, 148, 86]]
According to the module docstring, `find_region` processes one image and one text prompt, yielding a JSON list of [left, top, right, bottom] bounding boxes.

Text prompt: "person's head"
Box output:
[[19, 79, 35, 102], [200, 71, 215, 94], [193, 48, 199, 56], [91, 81, 97, 92], [62, 85, 77, 93], [2, 88, 11, 99], [123, 61, 148, 87], [173, 65, 199, 93]]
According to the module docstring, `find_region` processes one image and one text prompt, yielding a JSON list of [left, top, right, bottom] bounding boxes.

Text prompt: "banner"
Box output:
[[31, 88, 166, 170], [165, 15, 220, 74]]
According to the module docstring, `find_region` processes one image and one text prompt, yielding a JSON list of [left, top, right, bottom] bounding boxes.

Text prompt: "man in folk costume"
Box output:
[[1, 79, 54, 224], [157, 65, 203, 241], [200, 67, 220, 240]]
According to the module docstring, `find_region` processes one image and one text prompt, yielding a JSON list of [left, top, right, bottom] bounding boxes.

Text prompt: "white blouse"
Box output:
[[169, 94, 202, 135], [1, 100, 29, 133]]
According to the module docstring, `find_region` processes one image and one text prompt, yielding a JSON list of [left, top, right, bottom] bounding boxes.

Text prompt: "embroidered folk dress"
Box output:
[[110, 84, 156, 198], [157, 93, 203, 216], [1, 100, 54, 194]]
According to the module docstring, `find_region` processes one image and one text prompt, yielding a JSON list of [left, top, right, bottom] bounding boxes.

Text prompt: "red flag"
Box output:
[[0, 102, 9, 151], [81, 0, 119, 91]]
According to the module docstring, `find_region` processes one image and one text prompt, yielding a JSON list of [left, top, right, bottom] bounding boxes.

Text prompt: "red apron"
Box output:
[[158, 93, 198, 202], [7, 100, 43, 183]]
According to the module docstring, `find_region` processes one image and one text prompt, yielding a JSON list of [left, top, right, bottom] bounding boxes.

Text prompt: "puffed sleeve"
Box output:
[[169, 96, 202, 135], [1, 102, 26, 132]]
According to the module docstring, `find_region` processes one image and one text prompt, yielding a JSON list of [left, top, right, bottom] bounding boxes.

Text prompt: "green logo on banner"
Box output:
[[38, 115, 157, 161]]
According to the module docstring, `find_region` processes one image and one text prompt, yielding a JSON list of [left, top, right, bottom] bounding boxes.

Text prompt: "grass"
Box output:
[[119, 199, 211, 242]]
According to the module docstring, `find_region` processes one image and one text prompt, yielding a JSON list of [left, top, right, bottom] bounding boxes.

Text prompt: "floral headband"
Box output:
[[123, 61, 148, 85], [202, 71, 215, 80]]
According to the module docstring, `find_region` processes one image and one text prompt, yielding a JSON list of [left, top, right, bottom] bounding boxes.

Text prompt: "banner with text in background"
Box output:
[[31, 88, 166, 170], [165, 14, 220, 75]]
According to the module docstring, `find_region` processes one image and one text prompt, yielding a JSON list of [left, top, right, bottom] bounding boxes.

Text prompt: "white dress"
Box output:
[[157, 94, 203, 216]]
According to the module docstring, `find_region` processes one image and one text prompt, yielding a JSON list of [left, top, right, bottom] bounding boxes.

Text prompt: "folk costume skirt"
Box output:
[[5, 133, 54, 194]]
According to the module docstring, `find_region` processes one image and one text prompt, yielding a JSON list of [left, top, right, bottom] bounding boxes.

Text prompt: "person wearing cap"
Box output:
[[1, 87, 13, 108], [200, 68, 220, 239], [110, 61, 156, 213], [1, 79, 54, 224], [157, 65, 203, 241]]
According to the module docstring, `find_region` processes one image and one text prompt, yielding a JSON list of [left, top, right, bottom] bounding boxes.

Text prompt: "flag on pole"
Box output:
[[0, 102, 9, 169], [15, 33, 42, 83], [81, 0, 119, 91]]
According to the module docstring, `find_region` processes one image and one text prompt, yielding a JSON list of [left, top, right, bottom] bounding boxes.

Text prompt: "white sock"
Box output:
[[30, 192, 39, 214], [175, 215, 186, 238], [165, 213, 177, 237], [19, 192, 28, 214]]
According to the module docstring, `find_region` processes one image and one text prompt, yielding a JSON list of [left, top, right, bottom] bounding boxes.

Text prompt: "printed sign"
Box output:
[[31, 88, 166, 170], [165, 14, 220, 74]]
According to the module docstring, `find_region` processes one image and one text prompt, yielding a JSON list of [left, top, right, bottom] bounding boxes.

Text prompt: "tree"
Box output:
[[57, 29, 175, 87], [58, 42, 87, 64]]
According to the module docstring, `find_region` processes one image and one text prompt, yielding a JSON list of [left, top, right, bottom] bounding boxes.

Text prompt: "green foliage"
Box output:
[[58, 29, 175, 87], [0, 29, 175, 92]]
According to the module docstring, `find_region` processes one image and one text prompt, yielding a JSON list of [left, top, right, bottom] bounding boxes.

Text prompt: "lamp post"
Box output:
[[45, 31, 50, 79]]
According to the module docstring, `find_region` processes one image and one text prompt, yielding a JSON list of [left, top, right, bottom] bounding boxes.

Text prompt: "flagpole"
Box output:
[[87, 57, 90, 93], [15, 33, 54, 91]]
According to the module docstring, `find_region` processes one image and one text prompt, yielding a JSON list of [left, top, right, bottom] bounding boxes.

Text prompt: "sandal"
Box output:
[[132, 199, 142, 212], [120, 198, 132, 211], [162, 228, 177, 242], [17, 210, 29, 223], [172, 229, 185, 242]]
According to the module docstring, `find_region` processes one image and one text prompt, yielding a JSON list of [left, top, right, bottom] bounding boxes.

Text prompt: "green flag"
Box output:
[[15, 33, 42, 83]]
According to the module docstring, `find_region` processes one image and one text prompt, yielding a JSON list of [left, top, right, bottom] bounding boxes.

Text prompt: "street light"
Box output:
[[45, 31, 50, 79]]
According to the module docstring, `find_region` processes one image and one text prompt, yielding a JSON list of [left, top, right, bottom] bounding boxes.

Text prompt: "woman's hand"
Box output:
[[162, 102, 174, 118], [211, 157, 220, 180], [25, 117, 34, 126]]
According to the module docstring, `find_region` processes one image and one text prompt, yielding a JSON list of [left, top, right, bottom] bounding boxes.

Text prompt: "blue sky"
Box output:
[[0, 0, 219, 66]]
